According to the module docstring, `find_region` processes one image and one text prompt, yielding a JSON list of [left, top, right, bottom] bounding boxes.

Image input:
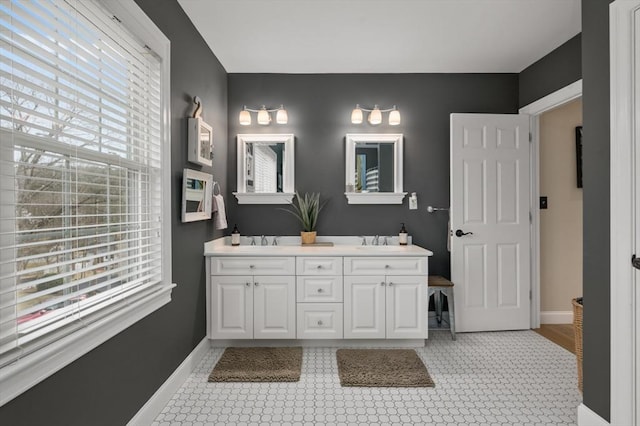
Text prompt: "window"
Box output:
[[0, 0, 172, 405]]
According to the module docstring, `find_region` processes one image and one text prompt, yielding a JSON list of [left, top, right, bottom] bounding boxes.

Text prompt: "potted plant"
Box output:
[[282, 192, 326, 244]]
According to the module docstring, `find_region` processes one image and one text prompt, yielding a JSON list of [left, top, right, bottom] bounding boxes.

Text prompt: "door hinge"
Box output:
[[529, 290, 532, 300], [529, 211, 532, 223], [529, 133, 533, 143]]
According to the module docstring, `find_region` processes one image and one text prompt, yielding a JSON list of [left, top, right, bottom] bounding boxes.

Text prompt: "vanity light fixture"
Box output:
[[351, 104, 401, 126], [239, 105, 288, 126]]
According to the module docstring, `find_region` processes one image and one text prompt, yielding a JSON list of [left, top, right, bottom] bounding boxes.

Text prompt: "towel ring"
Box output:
[[212, 181, 221, 196], [427, 206, 449, 213]]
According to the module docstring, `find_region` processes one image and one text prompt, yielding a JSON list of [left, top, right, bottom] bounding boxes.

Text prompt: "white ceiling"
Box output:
[[177, 0, 581, 74]]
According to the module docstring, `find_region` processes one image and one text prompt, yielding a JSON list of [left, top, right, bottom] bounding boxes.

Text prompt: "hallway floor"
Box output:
[[152, 330, 581, 426]]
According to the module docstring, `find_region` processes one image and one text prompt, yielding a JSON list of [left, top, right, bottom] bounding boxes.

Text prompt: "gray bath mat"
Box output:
[[336, 348, 435, 387], [208, 347, 302, 382]]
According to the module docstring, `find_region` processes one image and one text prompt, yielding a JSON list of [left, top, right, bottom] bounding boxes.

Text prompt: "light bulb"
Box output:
[[276, 107, 288, 124], [389, 108, 401, 126], [239, 109, 251, 125], [351, 106, 363, 124], [368, 106, 382, 125], [257, 107, 270, 125]]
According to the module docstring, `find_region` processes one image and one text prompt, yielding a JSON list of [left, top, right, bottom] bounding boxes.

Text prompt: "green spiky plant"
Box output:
[[281, 192, 326, 232]]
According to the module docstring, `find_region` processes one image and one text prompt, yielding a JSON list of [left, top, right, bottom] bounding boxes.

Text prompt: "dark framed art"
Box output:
[[575, 126, 583, 188]]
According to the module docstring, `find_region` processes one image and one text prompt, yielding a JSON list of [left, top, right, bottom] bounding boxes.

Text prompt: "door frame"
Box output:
[[519, 80, 583, 329], [610, 1, 640, 424]]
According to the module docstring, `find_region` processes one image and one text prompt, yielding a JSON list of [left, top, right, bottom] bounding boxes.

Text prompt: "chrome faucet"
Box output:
[[372, 235, 380, 246], [359, 236, 367, 246], [261, 235, 268, 246], [250, 236, 256, 246], [272, 236, 279, 246]]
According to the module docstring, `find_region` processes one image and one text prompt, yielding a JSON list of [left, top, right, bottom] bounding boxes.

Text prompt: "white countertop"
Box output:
[[204, 236, 433, 257]]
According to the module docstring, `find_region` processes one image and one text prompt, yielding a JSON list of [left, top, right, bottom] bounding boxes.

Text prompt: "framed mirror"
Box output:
[[233, 134, 295, 204], [187, 117, 213, 167], [345, 133, 407, 204], [181, 168, 213, 222]]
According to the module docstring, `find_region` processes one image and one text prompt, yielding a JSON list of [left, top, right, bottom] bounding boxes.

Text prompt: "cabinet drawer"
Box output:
[[344, 257, 427, 275], [296, 303, 343, 339], [296, 257, 343, 275], [210, 257, 295, 275], [296, 276, 343, 303]]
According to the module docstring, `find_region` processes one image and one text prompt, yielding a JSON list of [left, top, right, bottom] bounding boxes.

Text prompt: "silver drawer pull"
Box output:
[[380, 282, 385, 286], [249, 264, 255, 269], [317, 320, 323, 326], [245, 282, 251, 287], [384, 265, 390, 269], [254, 282, 259, 286], [317, 288, 324, 293], [316, 265, 323, 269], [388, 282, 393, 286]]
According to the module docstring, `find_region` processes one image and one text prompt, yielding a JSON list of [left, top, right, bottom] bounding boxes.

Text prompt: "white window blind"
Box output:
[[0, 0, 167, 369], [254, 144, 277, 193]]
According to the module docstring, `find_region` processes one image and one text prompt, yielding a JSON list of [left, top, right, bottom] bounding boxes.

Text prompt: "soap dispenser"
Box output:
[[399, 223, 408, 246], [231, 224, 241, 246]]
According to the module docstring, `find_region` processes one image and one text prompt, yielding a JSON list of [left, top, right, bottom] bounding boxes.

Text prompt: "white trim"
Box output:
[[519, 80, 583, 116], [127, 338, 210, 426], [233, 192, 295, 204], [0, 285, 174, 407], [578, 403, 610, 426], [209, 338, 426, 348], [518, 79, 583, 330], [610, 1, 640, 425], [540, 311, 573, 324], [344, 192, 408, 204]]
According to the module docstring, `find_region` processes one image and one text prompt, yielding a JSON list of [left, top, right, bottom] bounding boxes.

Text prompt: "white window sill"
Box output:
[[344, 192, 408, 204], [0, 284, 175, 407], [233, 192, 294, 204]]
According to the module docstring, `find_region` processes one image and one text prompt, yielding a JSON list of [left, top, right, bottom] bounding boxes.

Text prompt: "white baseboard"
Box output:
[[577, 403, 609, 426], [540, 310, 573, 324], [127, 338, 210, 426]]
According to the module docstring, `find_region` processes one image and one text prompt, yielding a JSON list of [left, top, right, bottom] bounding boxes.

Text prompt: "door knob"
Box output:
[[455, 229, 473, 237]]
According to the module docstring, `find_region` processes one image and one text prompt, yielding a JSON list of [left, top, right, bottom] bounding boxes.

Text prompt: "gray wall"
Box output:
[[0, 1, 228, 425], [227, 74, 519, 277], [581, 0, 612, 421], [519, 33, 582, 108]]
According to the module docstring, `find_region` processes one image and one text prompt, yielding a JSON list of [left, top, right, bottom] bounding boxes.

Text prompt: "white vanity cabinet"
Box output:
[[343, 257, 427, 339], [295, 257, 343, 339], [209, 257, 296, 339]]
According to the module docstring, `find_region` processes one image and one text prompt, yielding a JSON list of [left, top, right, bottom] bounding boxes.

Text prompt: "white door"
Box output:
[[386, 276, 427, 339], [344, 276, 385, 338], [450, 113, 531, 332], [253, 276, 296, 339], [211, 276, 253, 339]]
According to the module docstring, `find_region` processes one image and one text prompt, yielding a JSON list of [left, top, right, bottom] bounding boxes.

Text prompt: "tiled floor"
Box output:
[[152, 329, 581, 426]]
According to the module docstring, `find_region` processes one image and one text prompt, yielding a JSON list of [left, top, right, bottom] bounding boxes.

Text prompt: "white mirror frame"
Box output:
[[233, 133, 295, 204], [181, 168, 213, 222], [345, 133, 407, 204]]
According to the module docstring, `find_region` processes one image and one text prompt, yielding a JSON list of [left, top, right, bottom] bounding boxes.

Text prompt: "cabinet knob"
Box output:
[[317, 288, 324, 293], [249, 264, 255, 269], [388, 282, 393, 286], [317, 320, 323, 326], [254, 282, 259, 286], [245, 282, 250, 287], [384, 265, 390, 269], [316, 265, 323, 269], [380, 282, 385, 286]]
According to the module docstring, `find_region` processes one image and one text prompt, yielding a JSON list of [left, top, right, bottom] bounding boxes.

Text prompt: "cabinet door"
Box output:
[[211, 276, 253, 339], [386, 276, 427, 339], [344, 276, 385, 338], [253, 276, 296, 339]]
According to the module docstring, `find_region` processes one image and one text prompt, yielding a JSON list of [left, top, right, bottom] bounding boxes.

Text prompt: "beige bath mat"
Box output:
[[208, 347, 302, 382], [336, 348, 435, 387]]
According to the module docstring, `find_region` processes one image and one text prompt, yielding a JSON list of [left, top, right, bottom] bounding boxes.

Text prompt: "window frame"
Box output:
[[0, 0, 174, 407]]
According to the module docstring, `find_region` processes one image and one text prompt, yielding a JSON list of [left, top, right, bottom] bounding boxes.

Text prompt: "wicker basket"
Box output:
[[572, 298, 583, 393]]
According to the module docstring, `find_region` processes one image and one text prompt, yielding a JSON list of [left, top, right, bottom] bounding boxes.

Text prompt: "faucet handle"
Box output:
[[383, 236, 390, 246], [272, 236, 279, 246], [250, 236, 256, 246], [358, 236, 367, 246]]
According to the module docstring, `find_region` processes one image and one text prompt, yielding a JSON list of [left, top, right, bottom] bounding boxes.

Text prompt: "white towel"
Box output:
[[446, 213, 451, 252], [212, 194, 228, 230]]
